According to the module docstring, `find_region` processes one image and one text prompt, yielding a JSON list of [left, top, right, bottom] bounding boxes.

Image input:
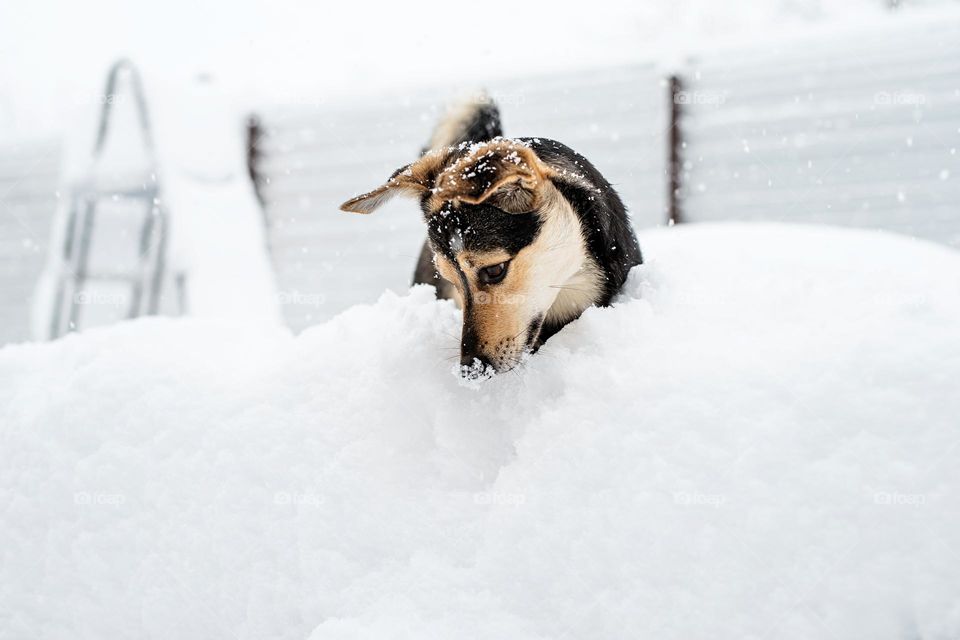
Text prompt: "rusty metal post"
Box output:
[[667, 74, 684, 226], [246, 114, 266, 207]]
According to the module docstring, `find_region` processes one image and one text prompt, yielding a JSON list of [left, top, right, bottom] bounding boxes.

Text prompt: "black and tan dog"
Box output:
[[341, 97, 642, 375]]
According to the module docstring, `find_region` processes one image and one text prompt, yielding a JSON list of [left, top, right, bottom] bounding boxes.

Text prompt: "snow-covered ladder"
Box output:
[[49, 60, 168, 338]]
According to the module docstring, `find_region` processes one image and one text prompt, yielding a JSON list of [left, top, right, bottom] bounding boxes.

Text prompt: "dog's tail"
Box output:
[[424, 92, 502, 151]]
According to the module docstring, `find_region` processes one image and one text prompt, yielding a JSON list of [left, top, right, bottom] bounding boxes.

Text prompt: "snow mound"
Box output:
[[2, 223, 959, 640]]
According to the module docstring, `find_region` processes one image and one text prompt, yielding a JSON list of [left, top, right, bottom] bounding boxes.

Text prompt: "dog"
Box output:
[[340, 96, 642, 375]]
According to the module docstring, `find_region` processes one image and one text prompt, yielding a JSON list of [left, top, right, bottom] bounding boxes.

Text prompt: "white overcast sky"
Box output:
[[0, 0, 929, 138]]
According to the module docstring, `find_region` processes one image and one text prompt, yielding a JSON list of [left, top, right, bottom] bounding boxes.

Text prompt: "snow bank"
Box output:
[[2, 223, 959, 639]]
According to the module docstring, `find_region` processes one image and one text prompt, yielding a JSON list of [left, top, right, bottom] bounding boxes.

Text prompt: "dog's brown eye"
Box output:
[[479, 261, 509, 285]]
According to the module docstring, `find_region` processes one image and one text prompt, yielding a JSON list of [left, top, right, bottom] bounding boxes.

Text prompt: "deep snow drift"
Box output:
[[2, 223, 959, 640]]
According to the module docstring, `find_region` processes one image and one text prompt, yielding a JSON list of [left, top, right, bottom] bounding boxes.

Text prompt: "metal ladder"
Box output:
[[49, 60, 169, 338]]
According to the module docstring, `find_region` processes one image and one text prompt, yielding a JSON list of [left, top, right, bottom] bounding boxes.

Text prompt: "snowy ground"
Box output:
[[2, 223, 959, 639]]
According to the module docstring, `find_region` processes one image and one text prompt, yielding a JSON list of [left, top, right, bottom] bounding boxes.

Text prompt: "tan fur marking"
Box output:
[[458, 250, 511, 271], [434, 255, 460, 291], [343, 139, 558, 218], [433, 254, 465, 309], [444, 181, 599, 370], [426, 140, 556, 215]]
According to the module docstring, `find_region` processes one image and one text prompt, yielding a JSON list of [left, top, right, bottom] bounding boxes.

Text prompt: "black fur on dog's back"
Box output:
[[447, 101, 501, 148], [522, 137, 642, 306], [423, 97, 502, 152]]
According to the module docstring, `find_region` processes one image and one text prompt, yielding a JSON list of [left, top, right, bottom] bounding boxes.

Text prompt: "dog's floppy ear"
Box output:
[[340, 150, 453, 214], [432, 142, 552, 214], [339, 165, 428, 214]]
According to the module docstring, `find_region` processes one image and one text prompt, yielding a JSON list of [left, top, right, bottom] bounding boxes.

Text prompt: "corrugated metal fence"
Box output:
[[677, 18, 960, 243]]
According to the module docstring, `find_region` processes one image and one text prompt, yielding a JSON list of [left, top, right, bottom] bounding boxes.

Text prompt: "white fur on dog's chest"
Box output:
[[545, 256, 603, 326]]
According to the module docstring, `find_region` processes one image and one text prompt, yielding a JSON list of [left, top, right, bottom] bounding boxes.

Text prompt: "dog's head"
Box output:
[[341, 140, 598, 374]]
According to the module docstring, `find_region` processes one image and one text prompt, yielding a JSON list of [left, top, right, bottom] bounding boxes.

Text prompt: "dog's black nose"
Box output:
[[460, 353, 493, 369]]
